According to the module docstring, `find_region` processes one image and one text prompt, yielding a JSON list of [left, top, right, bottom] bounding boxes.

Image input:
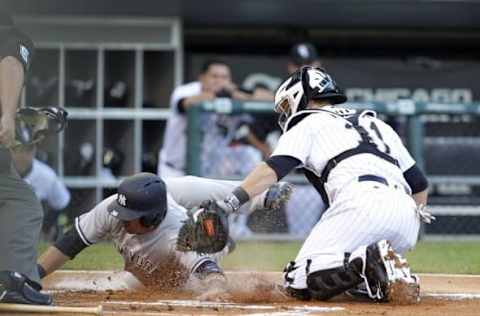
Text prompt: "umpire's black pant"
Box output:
[[0, 147, 43, 283]]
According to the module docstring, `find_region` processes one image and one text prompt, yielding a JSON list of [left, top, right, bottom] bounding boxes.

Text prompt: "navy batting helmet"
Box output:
[[107, 173, 167, 228]]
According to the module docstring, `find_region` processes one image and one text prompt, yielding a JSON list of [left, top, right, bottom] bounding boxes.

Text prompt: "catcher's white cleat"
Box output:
[[359, 240, 420, 304]]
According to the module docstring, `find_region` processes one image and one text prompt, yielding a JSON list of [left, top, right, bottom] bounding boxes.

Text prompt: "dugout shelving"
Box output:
[[17, 16, 182, 214]]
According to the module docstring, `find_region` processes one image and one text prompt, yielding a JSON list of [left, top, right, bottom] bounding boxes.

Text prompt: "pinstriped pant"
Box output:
[[287, 181, 420, 290]]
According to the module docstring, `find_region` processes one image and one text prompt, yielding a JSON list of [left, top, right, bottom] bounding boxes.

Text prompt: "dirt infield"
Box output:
[[7, 271, 480, 316]]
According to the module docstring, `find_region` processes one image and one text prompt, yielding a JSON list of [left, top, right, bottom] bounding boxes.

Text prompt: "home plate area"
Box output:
[[35, 271, 480, 316]]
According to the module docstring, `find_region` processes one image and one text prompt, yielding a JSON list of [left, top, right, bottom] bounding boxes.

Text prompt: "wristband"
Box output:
[[232, 186, 250, 205], [224, 187, 250, 213], [37, 264, 47, 279]]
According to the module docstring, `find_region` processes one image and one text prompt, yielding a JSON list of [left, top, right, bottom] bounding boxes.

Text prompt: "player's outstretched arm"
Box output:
[[165, 175, 291, 214], [37, 225, 92, 278], [37, 246, 71, 278], [218, 162, 278, 215], [241, 162, 278, 200]]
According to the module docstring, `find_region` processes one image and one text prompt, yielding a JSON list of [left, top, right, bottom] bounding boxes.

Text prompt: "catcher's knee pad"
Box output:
[[306, 258, 363, 300]]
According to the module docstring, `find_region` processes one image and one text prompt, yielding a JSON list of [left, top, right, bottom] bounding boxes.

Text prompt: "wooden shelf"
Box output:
[[20, 16, 182, 210]]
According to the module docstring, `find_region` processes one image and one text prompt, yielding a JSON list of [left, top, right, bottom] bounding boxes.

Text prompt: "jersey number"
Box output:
[[344, 113, 392, 154], [368, 121, 391, 154]]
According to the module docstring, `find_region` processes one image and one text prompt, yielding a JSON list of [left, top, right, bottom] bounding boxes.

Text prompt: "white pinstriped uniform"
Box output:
[[73, 176, 266, 282], [272, 106, 421, 290]]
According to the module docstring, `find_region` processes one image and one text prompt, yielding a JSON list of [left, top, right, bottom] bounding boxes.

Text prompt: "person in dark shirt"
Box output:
[[0, 12, 52, 305]]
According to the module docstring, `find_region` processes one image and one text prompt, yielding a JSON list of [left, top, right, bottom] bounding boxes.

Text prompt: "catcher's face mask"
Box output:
[[274, 76, 304, 132], [13, 107, 68, 148]]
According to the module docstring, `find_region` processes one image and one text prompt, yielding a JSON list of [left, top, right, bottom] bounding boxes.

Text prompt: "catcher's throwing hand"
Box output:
[[176, 200, 229, 254]]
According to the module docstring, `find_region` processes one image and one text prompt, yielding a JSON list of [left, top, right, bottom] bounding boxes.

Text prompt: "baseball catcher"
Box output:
[[196, 66, 434, 304]]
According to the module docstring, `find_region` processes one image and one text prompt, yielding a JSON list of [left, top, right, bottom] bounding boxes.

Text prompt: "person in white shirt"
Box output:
[[158, 59, 258, 178], [12, 145, 71, 241], [211, 66, 432, 303]]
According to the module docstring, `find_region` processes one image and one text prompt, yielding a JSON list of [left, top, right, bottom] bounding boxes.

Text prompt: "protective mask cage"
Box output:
[[275, 98, 293, 131]]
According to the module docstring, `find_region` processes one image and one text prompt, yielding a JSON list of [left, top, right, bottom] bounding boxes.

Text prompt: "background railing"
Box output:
[[187, 99, 480, 240]]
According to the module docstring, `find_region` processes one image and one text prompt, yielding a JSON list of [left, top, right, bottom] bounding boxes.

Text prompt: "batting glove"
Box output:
[[416, 204, 436, 224]]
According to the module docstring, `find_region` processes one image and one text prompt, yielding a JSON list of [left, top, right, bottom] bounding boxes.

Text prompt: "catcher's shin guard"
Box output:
[[349, 240, 420, 303], [282, 257, 362, 301], [305, 261, 363, 300]]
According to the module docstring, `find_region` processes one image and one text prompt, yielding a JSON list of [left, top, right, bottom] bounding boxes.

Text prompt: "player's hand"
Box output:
[[215, 198, 238, 215], [186, 92, 215, 107], [199, 91, 216, 101], [195, 272, 230, 302], [415, 204, 436, 224], [0, 114, 16, 148], [222, 81, 237, 94]]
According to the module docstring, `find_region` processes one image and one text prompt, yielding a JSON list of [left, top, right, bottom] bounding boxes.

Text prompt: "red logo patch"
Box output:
[[203, 219, 215, 237]]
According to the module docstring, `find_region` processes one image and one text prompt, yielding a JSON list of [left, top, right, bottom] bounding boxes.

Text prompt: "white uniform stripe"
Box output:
[[75, 217, 93, 246]]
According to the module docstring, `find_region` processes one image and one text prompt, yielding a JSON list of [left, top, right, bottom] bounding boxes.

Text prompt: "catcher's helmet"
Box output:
[[107, 173, 167, 228], [274, 66, 347, 131]]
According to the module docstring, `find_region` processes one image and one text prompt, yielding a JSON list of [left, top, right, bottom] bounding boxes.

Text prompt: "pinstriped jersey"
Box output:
[[271, 106, 415, 203]]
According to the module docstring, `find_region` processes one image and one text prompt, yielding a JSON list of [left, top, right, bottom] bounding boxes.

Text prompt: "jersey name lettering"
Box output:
[[118, 245, 156, 274]]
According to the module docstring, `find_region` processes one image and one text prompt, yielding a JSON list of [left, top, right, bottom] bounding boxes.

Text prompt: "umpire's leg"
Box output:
[[0, 148, 43, 283]]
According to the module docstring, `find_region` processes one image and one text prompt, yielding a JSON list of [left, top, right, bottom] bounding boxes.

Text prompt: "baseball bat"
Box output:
[[0, 303, 103, 315]]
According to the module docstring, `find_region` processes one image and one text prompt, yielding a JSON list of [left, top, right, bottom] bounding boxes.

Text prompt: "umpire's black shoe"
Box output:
[[0, 271, 53, 305]]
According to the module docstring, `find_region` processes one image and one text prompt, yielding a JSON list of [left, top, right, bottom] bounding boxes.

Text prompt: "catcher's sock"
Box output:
[[0, 271, 53, 305]]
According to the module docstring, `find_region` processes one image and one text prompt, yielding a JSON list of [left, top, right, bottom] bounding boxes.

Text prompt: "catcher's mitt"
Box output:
[[13, 106, 68, 148], [176, 200, 229, 254]]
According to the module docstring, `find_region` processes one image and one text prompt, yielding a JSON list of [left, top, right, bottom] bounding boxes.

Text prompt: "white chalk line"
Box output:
[[424, 293, 480, 300], [105, 300, 275, 310], [419, 273, 480, 278], [104, 300, 345, 314]]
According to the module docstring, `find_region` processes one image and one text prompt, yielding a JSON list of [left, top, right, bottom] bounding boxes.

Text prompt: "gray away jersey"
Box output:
[[75, 192, 211, 277], [73, 176, 268, 280]]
